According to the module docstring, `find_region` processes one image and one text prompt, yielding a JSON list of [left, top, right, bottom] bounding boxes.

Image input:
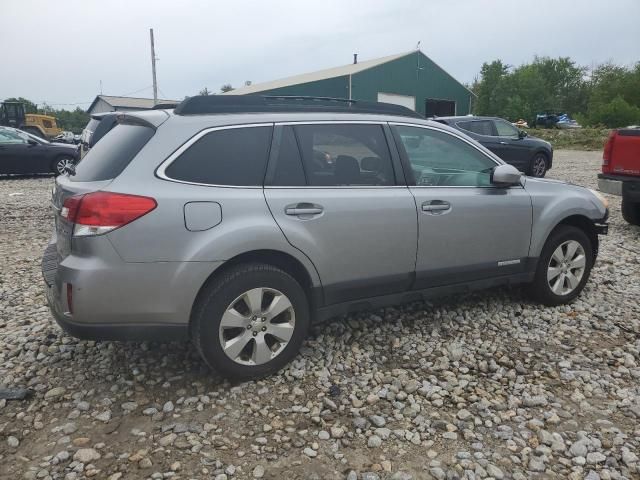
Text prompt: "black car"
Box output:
[[435, 116, 553, 177], [0, 127, 79, 176]]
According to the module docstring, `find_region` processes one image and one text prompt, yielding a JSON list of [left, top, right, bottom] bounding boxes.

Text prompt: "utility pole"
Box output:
[[150, 28, 158, 105]]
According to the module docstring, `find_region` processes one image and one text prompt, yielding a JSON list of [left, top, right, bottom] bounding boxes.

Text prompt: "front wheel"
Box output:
[[529, 153, 548, 177], [528, 225, 593, 306], [52, 156, 75, 176], [191, 263, 309, 380]]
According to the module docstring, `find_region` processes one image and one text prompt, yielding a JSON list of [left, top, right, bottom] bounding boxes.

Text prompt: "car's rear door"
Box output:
[[390, 123, 533, 289], [264, 122, 418, 305]]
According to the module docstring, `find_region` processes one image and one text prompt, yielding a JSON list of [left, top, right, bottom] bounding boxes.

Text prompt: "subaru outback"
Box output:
[[42, 96, 609, 379]]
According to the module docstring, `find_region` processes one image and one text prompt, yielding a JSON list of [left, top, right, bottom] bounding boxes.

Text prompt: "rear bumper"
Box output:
[[46, 283, 189, 341], [42, 238, 222, 341], [597, 173, 640, 197]]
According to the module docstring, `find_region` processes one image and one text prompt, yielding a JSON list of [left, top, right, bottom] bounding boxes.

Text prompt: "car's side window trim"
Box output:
[[265, 121, 407, 189], [389, 122, 520, 189], [155, 123, 274, 189]]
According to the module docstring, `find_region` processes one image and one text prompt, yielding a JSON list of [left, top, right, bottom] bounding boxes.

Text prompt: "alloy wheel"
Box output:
[[532, 155, 547, 177], [547, 240, 586, 295], [56, 157, 74, 175], [218, 287, 296, 366]]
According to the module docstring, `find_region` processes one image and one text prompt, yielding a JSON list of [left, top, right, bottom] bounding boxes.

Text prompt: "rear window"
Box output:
[[164, 126, 273, 186], [71, 124, 154, 182]]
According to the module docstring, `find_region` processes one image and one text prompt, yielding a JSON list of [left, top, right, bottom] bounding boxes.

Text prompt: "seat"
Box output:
[[334, 155, 360, 185]]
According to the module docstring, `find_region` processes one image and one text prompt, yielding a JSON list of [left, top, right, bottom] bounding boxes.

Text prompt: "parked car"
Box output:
[[533, 112, 561, 129], [79, 113, 117, 158], [0, 126, 79, 175], [52, 131, 77, 144], [43, 96, 608, 379], [435, 116, 553, 177], [597, 127, 640, 225]]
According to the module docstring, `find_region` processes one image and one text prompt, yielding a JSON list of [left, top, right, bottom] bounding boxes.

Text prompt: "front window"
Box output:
[[0, 129, 27, 144], [392, 125, 497, 187], [494, 120, 519, 138]]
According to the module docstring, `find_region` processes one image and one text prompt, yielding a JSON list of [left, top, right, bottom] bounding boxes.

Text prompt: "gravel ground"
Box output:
[[1, 150, 639, 480]]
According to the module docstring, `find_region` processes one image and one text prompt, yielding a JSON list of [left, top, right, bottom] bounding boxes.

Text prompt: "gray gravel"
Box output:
[[1, 150, 639, 480]]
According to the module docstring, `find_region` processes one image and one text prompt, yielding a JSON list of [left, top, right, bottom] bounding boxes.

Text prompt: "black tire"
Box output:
[[528, 225, 594, 306], [52, 156, 74, 176], [529, 152, 548, 178], [191, 263, 310, 380], [621, 198, 640, 226]]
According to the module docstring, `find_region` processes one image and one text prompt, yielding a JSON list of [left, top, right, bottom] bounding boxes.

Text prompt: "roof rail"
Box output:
[[152, 102, 179, 110], [173, 95, 423, 118]]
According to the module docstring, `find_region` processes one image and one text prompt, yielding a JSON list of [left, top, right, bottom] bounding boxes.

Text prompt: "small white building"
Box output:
[[87, 95, 178, 115]]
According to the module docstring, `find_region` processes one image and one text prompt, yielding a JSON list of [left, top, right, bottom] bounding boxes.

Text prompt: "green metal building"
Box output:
[[225, 50, 474, 116]]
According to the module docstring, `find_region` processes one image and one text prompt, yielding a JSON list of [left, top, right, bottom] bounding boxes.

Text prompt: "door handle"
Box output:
[[499, 141, 508, 145], [285, 203, 324, 216], [422, 201, 451, 212]]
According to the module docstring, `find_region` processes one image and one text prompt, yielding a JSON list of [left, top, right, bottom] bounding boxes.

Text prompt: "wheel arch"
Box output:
[[190, 249, 322, 325], [544, 214, 599, 258]]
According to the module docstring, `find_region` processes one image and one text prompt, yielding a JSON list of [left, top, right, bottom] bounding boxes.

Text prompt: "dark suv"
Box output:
[[435, 116, 553, 177]]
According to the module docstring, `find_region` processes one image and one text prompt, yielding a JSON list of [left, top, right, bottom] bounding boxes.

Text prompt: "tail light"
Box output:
[[602, 131, 616, 173], [61, 191, 157, 236]]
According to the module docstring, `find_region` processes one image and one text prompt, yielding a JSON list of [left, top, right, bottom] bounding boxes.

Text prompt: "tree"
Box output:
[[220, 84, 234, 93], [199, 87, 211, 96], [3, 97, 38, 113]]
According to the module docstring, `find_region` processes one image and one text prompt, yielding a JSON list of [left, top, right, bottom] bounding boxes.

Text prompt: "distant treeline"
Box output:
[[470, 57, 640, 128]]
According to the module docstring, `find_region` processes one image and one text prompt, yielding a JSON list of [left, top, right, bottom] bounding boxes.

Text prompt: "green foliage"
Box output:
[[53, 107, 90, 133], [220, 84, 234, 93], [199, 87, 211, 96], [472, 57, 639, 128], [586, 96, 640, 128], [526, 128, 610, 151]]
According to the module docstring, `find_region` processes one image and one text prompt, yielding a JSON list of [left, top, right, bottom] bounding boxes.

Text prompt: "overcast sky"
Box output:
[[3, 0, 639, 109]]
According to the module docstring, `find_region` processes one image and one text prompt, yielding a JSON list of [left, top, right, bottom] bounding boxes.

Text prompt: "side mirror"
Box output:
[[27, 139, 38, 146], [518, 130, 527, 139], [491, 164, 522, 186]]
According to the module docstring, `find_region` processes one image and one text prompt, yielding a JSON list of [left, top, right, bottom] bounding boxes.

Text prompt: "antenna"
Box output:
[[416, 40, 421, 50], [150, 28, 158, 105]]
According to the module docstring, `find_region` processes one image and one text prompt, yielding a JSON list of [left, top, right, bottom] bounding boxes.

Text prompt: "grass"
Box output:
[[525, 127, 610, 151]]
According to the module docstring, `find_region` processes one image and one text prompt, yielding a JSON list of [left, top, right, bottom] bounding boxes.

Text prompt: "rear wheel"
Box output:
[[621, 198, 640, 226], [528, 225, 593, 306], [529, 153, 548, 177], [52, 156, 74, 176], [191, 263, 309, 380]]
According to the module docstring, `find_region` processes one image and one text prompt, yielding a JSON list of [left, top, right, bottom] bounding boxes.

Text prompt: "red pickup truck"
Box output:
[[598, 127, 640, 225]]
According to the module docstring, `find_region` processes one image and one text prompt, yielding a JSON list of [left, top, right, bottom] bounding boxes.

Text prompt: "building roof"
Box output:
[[224, 51, 416, 95], [88, 95, 178, 112]]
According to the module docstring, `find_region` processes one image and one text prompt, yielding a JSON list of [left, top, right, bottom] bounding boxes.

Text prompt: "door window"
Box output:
[[494, 119, 519, 138], [286, 124, 394, 186], [456, 120, 494, 136], [393, 125, 497, 187], [0, 129, 27, 144]]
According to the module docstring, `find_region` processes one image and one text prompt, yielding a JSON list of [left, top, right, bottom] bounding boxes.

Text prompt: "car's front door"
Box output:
[[0, 129, 33, 174], [264, 123, 418, 305], [390, 123, 533, 289], [492, 119, 531, 171]]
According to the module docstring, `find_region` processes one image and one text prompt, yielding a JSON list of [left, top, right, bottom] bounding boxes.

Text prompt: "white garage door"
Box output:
[[377, 92, 416, 111]]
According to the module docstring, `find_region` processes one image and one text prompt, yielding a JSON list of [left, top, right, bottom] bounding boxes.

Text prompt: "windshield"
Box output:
[[20, 129, 50, 144]]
